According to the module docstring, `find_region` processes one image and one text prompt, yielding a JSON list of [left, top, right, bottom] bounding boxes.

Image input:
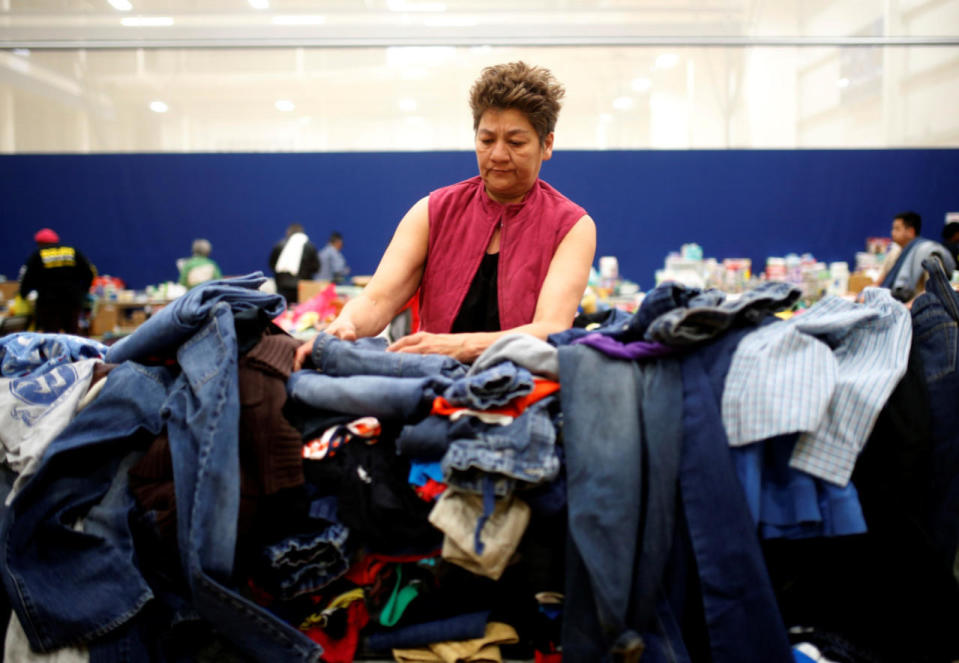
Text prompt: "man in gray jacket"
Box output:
[[879, 211, 955, 303]]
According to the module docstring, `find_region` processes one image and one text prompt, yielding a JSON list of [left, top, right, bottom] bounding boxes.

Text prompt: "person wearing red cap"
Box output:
[[18, 228, 96, 335]]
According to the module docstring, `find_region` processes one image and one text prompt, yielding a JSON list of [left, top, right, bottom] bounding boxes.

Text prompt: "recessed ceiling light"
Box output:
[[612, 96, 634, 111], [424, 16, 476, 27], [149, 101, 169, 113], [387, 0, 447, 11], [108, 0, 133, 10], [248, 0, 269, 8], [837, 77, 851, 88], [275, 100, 295, 112], [398, 98, 417, 112], [121, 16, 174, 27], [654, 53, 679, 70], [631, 77, 651, 92], [271, 15, 326, 25]]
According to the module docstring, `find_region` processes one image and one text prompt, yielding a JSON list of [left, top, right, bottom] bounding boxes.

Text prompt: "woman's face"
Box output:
[[475, 107, 553, 205]]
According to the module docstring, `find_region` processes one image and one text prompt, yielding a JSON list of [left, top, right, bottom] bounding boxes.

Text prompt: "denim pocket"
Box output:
[[917, 319, 958, 382], [182, 315, 231, 389]]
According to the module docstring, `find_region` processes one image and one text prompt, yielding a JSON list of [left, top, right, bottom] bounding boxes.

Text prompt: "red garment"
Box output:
[[535, 651, 563, 663], [415, 478, 447, 502], [343, 555, 388, 587], [431, 378, 560, 418], [301, 598, 369, 663], [419, 176, 585, 333]]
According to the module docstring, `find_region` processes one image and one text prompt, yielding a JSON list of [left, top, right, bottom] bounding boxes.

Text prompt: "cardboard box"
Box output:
[[846, 272, 874, 294], [298, 280, 333, 303], [129, 309, 148, 327], [89, 303, 118, 336], [0, 282, 20, 303]]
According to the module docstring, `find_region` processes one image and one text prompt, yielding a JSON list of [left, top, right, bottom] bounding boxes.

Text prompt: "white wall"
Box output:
[[1, 0, 957, 152]]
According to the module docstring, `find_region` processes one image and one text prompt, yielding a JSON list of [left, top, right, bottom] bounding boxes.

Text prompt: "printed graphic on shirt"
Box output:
[[9, 365, 78, 426], [186, 263, 217, 287], [39, 247, 77, 268]]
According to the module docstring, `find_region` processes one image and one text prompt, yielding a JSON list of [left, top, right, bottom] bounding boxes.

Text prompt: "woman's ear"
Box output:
[[542, 132, 555, 161]]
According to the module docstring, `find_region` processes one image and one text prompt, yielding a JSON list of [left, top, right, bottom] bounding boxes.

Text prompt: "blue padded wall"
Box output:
[[2, 149, 958, 290]]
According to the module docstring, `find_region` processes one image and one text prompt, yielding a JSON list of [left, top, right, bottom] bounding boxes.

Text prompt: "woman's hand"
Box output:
[[292, 339, 314, 372], [388, 331, 478, 362], [292, 317, 360, 372], [325, 317, 358, 342]]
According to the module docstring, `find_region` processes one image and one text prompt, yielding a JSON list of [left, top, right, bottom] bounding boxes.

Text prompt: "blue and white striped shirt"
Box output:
[[722, 287, 911, 486]]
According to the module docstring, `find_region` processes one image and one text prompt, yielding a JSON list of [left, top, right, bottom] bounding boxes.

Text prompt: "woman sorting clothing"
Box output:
[[294, 61, 596, 367]]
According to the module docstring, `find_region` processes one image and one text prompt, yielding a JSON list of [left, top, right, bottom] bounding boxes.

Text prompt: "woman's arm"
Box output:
[[387, 214, 597, 362], [293, 196, 429, 369]]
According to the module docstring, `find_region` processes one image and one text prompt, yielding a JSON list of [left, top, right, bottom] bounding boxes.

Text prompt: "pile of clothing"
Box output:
[[0, 266, 956, 663]]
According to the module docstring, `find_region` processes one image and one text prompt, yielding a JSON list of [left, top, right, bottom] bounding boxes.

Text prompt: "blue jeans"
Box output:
[[367, 610, 491, 651], [558, 344, 684, 662], [310, 333, 467, 378], [679, 342, 794, 663], [911, 256, 959, 572], [645, 281, 800, 347], [261, 522, 350, 600], [548, 308, 633, 346], [0, 331, 107, 378], [2, 301, 323, 661], [288, 371, 451, 421], [443, 362, 534, 409], [160, 302, 321, 661], [0, 361, 170, 652], [442, 398, 561, 489], [105, 272, 284, 364]]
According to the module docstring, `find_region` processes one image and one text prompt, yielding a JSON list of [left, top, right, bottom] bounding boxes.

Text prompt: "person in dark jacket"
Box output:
[[18, 228, 96, 335], [941, 221, 959, 267], [268, 223, 319, 306]]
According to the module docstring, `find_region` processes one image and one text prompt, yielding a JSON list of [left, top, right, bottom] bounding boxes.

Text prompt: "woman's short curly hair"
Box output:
[[469, 62, 565, 145]]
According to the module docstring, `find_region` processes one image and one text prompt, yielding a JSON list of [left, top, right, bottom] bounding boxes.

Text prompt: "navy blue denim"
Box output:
[[0, 361, 170, 652], [366, 610, 491, 651], [105, 272, 284, 364], [310, 332, 468, 378], [550, 282, 796, 348], [442, 397, 560, 488], [622, 284, 726, 342], [397, 415, 457, 459], [261, 522, 350, 599], [558, 344, 684, 662], [910, 256, 959, 572], [645, 281, 800, 347], [288, 371, 451, 421], [0, 331, 107, 377], [548, 308, 633, 346], [442, 362, 535, 409], [396, 414, 504, 460], [679, 340, 793, 663]]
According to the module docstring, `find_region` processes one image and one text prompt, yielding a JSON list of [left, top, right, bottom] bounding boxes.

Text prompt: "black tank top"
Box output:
[[451, 252, 501, 333]]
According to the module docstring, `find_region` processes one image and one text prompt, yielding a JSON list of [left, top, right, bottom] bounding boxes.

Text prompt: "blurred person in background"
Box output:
[[178, 238, 222, 289], [317, 231, 350, 284], [879, 210, 955, 303], [941, 221, 959, 267], [269, 223, 319, 306], [19, 228, 96, 335]]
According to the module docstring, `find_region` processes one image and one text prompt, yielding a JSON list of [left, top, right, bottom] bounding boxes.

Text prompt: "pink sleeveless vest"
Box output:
[[418, 176, 586, 333]]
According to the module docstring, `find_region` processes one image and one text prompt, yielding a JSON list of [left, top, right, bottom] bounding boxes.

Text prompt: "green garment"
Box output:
[[178, 256, 222, 288]]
